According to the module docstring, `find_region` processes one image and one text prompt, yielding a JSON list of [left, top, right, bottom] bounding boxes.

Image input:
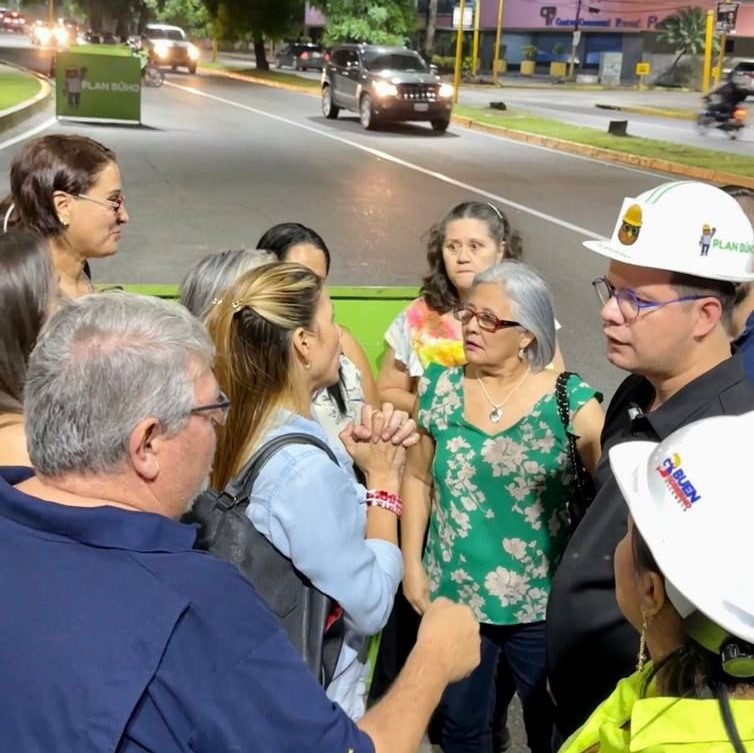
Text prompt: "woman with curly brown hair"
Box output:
[[378, 201, 562, 414]]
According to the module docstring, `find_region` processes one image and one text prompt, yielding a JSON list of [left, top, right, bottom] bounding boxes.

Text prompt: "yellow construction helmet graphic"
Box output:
[[618, 203, 642, 246]]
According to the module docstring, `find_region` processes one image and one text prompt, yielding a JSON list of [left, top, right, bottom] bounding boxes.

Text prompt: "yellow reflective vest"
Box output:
[[558, 663, 754, 753]]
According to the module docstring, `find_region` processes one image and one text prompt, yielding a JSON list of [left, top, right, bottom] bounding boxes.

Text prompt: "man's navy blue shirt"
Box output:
[[0, 468, 374, 753]]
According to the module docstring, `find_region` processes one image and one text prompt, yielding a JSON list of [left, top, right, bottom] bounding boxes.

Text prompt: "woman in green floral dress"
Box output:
[[402, 260, 604, 753]]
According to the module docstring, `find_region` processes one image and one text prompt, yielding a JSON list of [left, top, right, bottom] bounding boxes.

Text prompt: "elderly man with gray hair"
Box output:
[[0, 292, 479, 753]]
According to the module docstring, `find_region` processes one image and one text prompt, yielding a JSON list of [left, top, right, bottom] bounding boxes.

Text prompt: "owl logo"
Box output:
[[618, 204, 642, 246]]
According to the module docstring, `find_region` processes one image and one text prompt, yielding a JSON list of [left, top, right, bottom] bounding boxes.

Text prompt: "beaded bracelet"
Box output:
[[366, 489, 404, 517]]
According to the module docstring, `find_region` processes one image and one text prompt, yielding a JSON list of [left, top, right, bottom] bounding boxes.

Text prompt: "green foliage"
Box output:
[[310, 0, 416, 45], [143, 0, 212, 36], [656, 7, 718, 61], [431, 55, 470, 75], [552, 43, 565, 56], [201, 0, 306, 40], [521, 44, 537, 61]]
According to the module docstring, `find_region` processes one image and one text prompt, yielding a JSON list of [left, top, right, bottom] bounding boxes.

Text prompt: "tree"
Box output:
[[309, 0, 416, 46], [656, 6, 716, 77], [200, 0, 306, 69], [424, 0, 438, 58], [143, 0, 212, 36]]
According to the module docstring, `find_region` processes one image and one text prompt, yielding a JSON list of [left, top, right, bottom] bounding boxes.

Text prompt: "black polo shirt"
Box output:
[[546, 352, 754, 736]]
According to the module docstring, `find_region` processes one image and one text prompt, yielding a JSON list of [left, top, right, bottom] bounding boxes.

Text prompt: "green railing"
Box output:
[[115, 284, 419, 375]]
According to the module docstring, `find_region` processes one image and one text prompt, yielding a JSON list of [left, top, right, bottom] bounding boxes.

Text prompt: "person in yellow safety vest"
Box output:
[[558, 411, 754, 753]]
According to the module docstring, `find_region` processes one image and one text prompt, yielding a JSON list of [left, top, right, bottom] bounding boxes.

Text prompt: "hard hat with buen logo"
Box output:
[[609, 413, 754, 656], [584, 181, 754, 282]]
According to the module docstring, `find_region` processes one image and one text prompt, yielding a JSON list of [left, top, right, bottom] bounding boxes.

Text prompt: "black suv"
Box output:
[[321, 44, 453, 132]]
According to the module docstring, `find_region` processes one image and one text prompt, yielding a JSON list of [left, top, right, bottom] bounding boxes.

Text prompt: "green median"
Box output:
[[200, 61, 320, 90], [454, 104, 754, 180], [0, 66, 42, 111]]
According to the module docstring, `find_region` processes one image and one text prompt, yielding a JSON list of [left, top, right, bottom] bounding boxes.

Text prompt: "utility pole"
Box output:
[[471, 0, 481, 77], [48, 0, 54, 25], [493, 0, 506, 84], [452, 0, 466, 104], [568, 0, 583, 80], [702, 9, 714, 92]]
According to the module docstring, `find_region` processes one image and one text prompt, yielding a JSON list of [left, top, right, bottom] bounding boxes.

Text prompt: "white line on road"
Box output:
[[166, 82, 607, 241], [0, 117, 57, 152]]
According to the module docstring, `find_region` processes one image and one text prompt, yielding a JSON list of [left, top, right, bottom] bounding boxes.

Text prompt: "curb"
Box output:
[[199, 65, 319, 97], [0, 63, 52, 135], [450, 115, 754, 189], [595, 103, 697, 121]]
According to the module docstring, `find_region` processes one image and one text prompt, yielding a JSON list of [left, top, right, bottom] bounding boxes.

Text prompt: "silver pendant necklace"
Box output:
[[476, 367, 531, 423]]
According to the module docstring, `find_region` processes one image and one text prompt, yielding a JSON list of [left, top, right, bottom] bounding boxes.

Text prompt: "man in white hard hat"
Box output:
[[547, 180, 754, 739], [559, 412, 754, 752]]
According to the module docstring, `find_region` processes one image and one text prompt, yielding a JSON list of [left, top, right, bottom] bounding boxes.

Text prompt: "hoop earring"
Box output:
[[637, 610, 649, 672]]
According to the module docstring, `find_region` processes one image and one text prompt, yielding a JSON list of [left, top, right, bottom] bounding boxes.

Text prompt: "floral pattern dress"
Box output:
[[418, 363, 601, 625]]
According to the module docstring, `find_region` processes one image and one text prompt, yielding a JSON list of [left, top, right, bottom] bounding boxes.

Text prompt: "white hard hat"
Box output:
[[584, 181, 754, 282], [609, 412, 754, 645]]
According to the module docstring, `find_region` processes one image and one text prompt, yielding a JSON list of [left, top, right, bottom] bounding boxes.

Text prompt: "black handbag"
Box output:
[[555, 372, 597, 532], [183, 433, 345, 687]]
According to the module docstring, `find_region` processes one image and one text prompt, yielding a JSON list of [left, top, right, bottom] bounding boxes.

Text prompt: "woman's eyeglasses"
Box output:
[[453, 305, 520, 333], [73, 193, 127, 213]]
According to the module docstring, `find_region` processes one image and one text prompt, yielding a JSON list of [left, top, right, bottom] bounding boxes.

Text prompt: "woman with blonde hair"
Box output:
[[206, 262, 417, 719]]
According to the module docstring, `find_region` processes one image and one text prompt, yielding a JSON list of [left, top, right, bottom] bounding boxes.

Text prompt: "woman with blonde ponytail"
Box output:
[[205, 262, 418, 719]]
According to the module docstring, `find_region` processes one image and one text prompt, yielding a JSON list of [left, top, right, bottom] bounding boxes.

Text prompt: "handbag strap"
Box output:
[[555, 370, 583, 473], [217, 432, 338, 511]]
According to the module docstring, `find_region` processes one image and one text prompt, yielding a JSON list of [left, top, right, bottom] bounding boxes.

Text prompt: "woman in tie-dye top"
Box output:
[[379, 202, 536, 412]]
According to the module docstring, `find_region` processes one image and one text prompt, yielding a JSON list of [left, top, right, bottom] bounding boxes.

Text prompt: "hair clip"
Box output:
[[487, 202, 504, 221], [210, 297, 222, 307], [231, 300, 242, 312], [2, 202, 15, 233]]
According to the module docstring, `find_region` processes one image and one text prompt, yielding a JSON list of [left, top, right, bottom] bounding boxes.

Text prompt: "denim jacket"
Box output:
[[246, 410, 402, 717]]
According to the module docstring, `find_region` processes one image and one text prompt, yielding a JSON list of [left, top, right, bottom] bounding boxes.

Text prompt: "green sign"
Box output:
[[56, 49, 141, 123]]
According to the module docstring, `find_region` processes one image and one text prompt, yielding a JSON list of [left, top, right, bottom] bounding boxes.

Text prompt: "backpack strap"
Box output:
[[216, 432, 339, 511]]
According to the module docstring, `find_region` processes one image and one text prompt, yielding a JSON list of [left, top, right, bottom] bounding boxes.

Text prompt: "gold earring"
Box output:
[[304, 361, 312, 370], [518, 346, 526, 361], [637, 610, 649, 672], [59, 217, 69, 228]]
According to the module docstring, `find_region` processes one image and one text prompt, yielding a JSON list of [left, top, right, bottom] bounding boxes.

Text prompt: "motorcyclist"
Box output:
[[704, 71, 748, 119]]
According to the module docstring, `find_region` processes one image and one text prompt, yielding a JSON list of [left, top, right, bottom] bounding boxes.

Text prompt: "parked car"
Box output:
[[276, 42, 327, 71], [141, 23, 198, 74], [321, 43, 453, 132], [2, 10, 27, 33], [729, 59, 754, 97]]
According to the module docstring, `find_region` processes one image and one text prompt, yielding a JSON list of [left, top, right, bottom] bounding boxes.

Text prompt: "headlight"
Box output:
[[439, 83, 454, 98], [37, 28, 51, 43], [53, 27, 69, 44], [188, 44, 199, 61], [373, 80, 398, 98], [154, 42, 170, 59]]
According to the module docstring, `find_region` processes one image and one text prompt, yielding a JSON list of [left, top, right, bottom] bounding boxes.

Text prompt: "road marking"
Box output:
[[0, 116, 56, 152], [166, 81, 607, 241]]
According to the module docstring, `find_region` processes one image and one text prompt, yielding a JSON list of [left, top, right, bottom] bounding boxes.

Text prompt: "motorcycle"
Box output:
[[142, 61, 164, 88], [696, 104, 747, 140]]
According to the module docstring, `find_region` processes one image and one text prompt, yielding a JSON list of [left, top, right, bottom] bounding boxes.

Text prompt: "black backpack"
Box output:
[[183, 433, 345, 687]]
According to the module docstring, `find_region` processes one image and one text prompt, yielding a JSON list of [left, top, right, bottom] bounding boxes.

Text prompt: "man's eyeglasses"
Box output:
[[190, 392, 231, 427], [74, 193, 127, 213], [453, 305, 521, 333], [592, 277, 710, 323]]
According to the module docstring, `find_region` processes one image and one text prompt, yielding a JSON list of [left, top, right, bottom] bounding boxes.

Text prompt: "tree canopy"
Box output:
[[309, 0, 416, 45]]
